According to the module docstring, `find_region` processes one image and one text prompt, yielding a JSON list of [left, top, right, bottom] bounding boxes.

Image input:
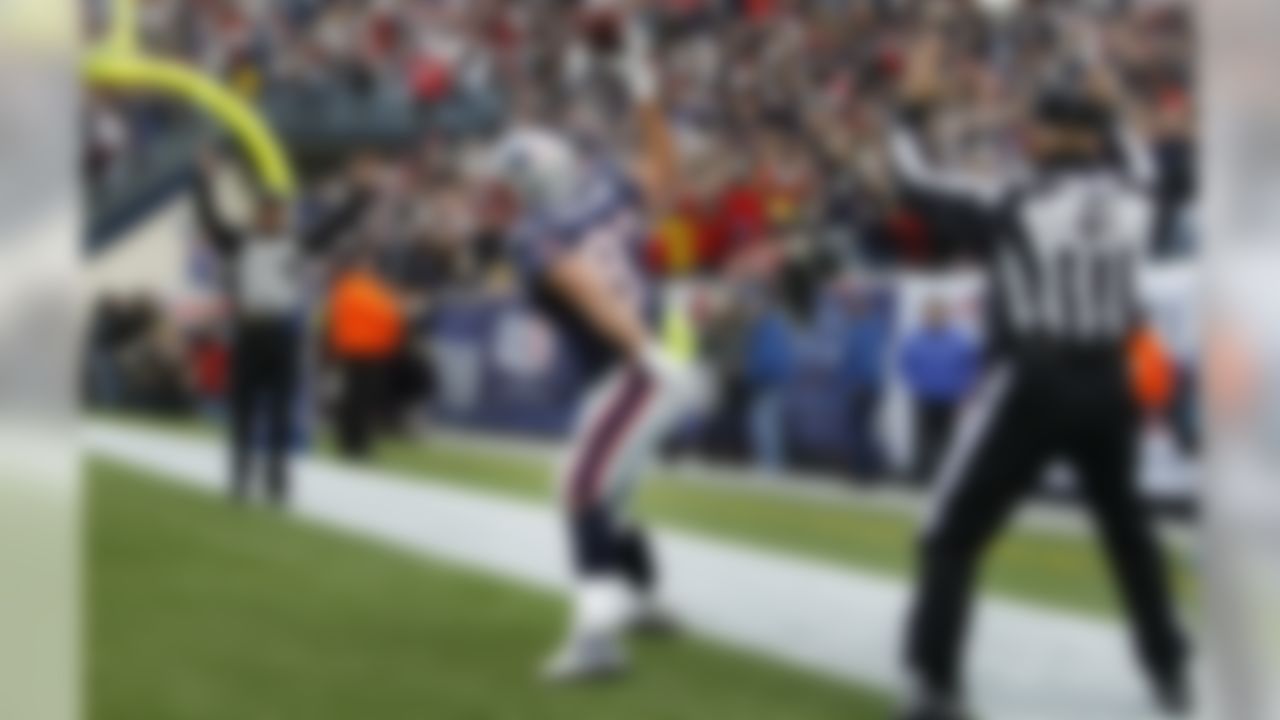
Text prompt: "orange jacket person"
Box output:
[[1129, 325, 1176, 419], [327, 262, 404, 458], [329, 265, 404, 359]]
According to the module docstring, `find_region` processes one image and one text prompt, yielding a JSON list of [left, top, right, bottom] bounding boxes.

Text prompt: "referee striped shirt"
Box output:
[[889, 117, 1155, 357]]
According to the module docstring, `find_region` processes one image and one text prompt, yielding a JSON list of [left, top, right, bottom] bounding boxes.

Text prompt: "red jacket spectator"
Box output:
[[409, 55, 455, 103], [190, 336, 229, 399]]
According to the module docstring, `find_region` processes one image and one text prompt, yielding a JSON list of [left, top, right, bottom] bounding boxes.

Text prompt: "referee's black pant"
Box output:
[[229, 317, 298, 506], [913, 398, 958, 485], [904, 350, 1186, 700]]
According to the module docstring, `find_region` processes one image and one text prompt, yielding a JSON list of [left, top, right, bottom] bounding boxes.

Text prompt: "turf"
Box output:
[[88, 458, 889, 720], [96, 413, 1196, 618]]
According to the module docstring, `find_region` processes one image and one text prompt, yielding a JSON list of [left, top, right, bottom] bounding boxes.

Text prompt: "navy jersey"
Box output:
[[511, 162, 653, 379]]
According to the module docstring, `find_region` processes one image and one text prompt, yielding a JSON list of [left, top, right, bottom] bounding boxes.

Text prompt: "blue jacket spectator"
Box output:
[[899, 325, 980, 404], [840, 291, 892, 392], [743, 305, 794, 474], [899, 301, 981, 483], [839, 287, 893, 480], [745, 309, 795, 388]]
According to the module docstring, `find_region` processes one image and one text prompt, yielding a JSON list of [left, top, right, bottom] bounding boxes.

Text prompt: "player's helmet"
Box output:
[[481, 126, 587, 213]]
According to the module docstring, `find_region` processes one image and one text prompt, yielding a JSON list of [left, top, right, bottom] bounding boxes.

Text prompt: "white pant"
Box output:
[[557, 363, 693, 515]]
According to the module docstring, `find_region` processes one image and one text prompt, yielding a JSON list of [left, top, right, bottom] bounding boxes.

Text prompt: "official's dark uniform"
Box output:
[[194, 175, 368, 505], [889, 109, 1188, 708]]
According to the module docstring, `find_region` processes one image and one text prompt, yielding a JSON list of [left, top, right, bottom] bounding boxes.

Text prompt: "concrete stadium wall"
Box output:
[[88, 168, 252, 303], [88, 194, 191, 301]]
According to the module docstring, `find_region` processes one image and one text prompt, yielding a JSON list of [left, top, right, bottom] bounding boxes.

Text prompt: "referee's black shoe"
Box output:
[[897, 685, 971, 720], [1154, 669, 1192, 716], [897, 703, 970, 720]]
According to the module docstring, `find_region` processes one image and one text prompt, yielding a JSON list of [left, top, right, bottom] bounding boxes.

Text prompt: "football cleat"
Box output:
[[541, 632, 627, 684]]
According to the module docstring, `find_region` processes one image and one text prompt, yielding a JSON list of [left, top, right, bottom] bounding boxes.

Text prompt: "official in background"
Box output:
[[194, 150, 375, 506], [326, 253, 405, 459], [892, 33, 1189, 720]]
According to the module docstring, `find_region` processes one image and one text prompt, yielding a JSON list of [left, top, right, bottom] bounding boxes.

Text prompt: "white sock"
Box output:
[[573, 576, 632, 638]]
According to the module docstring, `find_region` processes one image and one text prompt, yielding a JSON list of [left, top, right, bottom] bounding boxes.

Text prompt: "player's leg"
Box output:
[[612, 520, 655, 597], [547, 362, 691, 678], [1070, 401, 1190, 713], [612, 519, 682, 635], [901, 364, 1046, 719], [601, 372, 692, 633], [606, 435, 680, 630], [546, 367, 657, 680]]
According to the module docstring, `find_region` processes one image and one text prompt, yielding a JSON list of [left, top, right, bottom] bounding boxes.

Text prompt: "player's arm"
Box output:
[[617, 18, 679, 212], [544, 252, 650, 362]]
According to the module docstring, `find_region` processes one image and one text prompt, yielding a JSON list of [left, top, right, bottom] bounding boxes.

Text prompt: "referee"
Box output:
[[194, 149, 374, 507], [891, 36, 1189, 720]]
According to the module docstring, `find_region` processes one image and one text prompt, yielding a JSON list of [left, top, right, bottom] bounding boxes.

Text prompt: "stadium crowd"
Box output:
[[86, 0, 1197, 481]]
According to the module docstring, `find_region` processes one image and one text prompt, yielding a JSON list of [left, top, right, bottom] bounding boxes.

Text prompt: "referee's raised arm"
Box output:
[[192, 149, 240, 257], [889, 31, 1009, 219]]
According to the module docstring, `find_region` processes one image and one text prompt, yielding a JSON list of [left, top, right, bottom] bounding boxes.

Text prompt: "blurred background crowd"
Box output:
[[83, 0, 1198, 488]]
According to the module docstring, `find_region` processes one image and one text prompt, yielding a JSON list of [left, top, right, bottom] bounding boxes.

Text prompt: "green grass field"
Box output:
[[97, 413, 1196, 618], [89, 458, 889, 720]]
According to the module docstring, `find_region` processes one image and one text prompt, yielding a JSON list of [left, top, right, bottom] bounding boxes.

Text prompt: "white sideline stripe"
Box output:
[[87, 422, 1190, 720]]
